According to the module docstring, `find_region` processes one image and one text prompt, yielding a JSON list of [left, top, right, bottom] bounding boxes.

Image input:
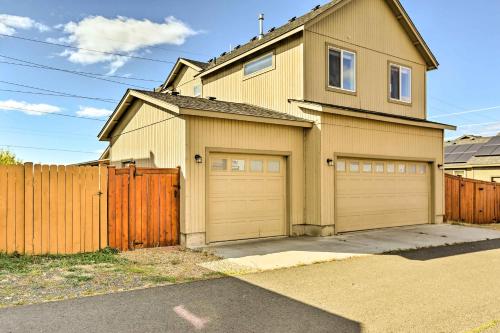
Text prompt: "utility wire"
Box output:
[[0, 59, 162, 83], [0, 106, 106, 121], [0, 33, 176, 64], [0, 80, 117, 103], [0, 144, 97, 154], [0, 54, 150, 89]]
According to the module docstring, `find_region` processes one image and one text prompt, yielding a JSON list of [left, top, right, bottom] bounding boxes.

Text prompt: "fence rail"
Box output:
[[445, 174, 500, 224], [0, 164, 107, 255]]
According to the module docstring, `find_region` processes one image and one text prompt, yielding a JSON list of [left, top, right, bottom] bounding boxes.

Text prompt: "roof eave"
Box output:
[[162, 58, 204, 90]]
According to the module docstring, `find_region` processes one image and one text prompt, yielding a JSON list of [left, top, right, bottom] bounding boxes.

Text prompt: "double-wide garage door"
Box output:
[[336, 158, 431, 233], [207, 153, 287, 243]]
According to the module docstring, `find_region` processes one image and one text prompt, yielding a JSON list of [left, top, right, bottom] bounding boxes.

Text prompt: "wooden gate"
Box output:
[[108, 165, 180, 251], [445, 174, 500, 224]]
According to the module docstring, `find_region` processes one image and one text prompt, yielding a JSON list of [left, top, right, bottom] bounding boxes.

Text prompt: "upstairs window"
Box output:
[[328, 46, 356, 93], [193, 84, 202, 97], [244, 52, 274, 77], [390, 64, 412, 103]]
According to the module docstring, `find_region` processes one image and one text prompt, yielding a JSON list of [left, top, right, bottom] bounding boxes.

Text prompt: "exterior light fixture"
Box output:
[[195, 154, 203, 164], [327, 158, 334, 166], [437, 164, 444, 170]]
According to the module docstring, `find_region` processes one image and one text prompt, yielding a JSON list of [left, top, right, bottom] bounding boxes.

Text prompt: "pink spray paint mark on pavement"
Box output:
[[174, 305, 210, 330]]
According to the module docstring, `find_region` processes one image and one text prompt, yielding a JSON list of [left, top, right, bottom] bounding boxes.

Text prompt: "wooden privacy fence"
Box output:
[[0, 164, 107, 255], [445, 174, 500, 224], [108, 165, 180, 251]]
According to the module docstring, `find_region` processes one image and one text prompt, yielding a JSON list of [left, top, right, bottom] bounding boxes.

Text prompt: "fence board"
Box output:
[[65, 166, 73, 254], [41, 165, 50, 254], [99, 165, 108, 250], [0, 166, 7, 252], [24, 163, 34, 255], [49, 165, 58, 254], [6, 167, 16, 253], [57, 166, 66, 254], [33, 165, 42, 255]]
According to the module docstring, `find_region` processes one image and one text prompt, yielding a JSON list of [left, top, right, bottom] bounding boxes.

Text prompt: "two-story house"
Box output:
[[98, 0, 455, 247]]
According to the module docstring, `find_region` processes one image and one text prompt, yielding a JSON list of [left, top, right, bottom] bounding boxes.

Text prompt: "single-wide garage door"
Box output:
[[207, 153, 287, 243], [336, 158, 430, 233]]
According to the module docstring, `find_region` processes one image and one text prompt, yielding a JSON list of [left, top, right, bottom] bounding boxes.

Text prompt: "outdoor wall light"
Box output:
[[437, 164, 444, 170], [194, 154, 203, 164], [327, 158, 334, 167]]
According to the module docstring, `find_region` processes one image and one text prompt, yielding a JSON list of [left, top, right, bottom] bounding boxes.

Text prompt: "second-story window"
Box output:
[[389, 63, 412, 103], [244, 52, 274, 77], [328, 46, 356, 93], [193, 84, 202, 97]]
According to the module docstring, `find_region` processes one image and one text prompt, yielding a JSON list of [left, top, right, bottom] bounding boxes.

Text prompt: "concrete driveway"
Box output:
[[202, 224, 500, 273]]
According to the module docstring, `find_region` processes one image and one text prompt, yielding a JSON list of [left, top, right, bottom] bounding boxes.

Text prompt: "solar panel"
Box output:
[[476, 145, 498, 156], [453, 144, 473, 153], [455, 152, 476, 163], [445, 145, 459, 154], [488, 136, 500, 145]]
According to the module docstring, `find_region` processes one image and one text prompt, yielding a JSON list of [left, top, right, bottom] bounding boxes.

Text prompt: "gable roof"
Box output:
[[199, 0, 438, 77], [445, 134, 500, 165], [98, 90, 312, 140], [162, 58, 209, 90]]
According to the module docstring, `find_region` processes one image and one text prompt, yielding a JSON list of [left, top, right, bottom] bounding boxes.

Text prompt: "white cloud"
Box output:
[[76, 106, 112, 118], [0, 14, 49, 36], [0, 100, 60, 116], [54, 15, 197, 74]]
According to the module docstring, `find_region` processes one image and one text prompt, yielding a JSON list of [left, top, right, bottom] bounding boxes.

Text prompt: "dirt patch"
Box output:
[[0, 247, 221, 308]]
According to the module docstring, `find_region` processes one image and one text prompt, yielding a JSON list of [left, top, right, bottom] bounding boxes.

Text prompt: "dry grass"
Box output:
[[0, 247, 221, 308]]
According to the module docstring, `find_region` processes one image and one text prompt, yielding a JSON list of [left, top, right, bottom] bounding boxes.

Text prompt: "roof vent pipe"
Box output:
[[258, 14, 264, 39]]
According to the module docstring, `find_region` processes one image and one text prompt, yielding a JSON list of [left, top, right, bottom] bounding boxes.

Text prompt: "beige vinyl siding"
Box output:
[[318, 113, 444, 228], [171, 66, 202, 97], [304, 0, 427, 119], [185, 116, 305, 237], [203, 35, 304, 117], [108, 100, 186, 170]]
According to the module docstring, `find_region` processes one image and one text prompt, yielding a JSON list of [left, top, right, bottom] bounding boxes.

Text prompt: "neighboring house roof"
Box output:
[[98, 90, 313, 140], [445, 135, 500, 166], [199, 0, 438, 77], [162, 58, 209, 90]]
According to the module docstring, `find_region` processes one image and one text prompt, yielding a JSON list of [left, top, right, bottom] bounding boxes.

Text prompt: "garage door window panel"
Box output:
[[408, 164, 417, 174], [336, 160, 346, 172], [349, 162, 360, 173], [387, 163, 395, 173], [418, 165, 427, 175], [232, 159, 246, 172], [398, 163, 406, 174], [375, 163, 384, 173], [211, 159, 228, 171], [363, 162, 372, 173], [250, 160, 264, 173], [268, 160, 281, 173]]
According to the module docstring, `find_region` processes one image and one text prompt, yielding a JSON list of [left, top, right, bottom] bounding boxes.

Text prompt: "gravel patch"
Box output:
[[0, 247, 222, 309]]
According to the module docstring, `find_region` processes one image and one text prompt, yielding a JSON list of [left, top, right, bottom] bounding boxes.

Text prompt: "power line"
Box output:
[[0, 33, 176, 64], [0, 106, 106, 121], [0, 59, 162, 83], [0, 144, 97, 154], [0, 80, 118, 103], [0, 54, 150, 89]]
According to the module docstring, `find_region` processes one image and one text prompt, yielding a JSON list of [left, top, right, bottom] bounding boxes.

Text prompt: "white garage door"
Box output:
[[207, 153, 287, 243], [336, 158, 430, 233]]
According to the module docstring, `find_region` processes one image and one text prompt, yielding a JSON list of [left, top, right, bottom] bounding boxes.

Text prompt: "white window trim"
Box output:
[[243, 52, 275, 80], [389, 63, 412, 104], [328, 46, 357, 93]]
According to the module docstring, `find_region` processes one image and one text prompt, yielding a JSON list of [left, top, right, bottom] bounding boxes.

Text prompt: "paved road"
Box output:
[[1, 239, 500, 333]]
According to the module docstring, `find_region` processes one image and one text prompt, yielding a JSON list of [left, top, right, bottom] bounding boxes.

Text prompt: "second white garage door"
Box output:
[[336, 158, 431, 233], [207, 153, 287, 243]]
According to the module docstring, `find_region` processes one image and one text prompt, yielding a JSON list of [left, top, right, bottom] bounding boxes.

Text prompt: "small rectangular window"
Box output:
[[363, 162, 372, 173], [387, 163, 395, 173], [398, 163, 406, 174], [390, 64, 411, 103], [250, 160, 263, 172], [211, 159, 227, 171], [408, 164, 417, 174], [268, 160, 280, 173], [375, 163, 384, 173], [328, 47, 356, 92], [350, 162, 360, 173], [193, 84, 202, 97], [244, 53, 273, 77], [232, 159, 246, 172], [418, 164, 427, 175], [336, 160, 346, 172]]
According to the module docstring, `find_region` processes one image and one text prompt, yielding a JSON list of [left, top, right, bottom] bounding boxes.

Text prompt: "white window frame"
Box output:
[[389, 63, 412, 104], [327, 46, 356, 93], [243, 52, 275, 79]]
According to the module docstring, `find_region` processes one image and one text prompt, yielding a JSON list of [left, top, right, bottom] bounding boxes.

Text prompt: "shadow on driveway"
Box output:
[[0, 277, 362, 333], [387, 238, 500, 261]]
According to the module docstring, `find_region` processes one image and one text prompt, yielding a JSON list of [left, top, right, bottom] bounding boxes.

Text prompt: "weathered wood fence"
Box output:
[[108, 165, 180, 251], [445, 174, 500, 224], [0, 164, 107, 255]]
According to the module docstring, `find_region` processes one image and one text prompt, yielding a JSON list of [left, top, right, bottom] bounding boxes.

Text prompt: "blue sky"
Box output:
[[0, 0, 499, 164]]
